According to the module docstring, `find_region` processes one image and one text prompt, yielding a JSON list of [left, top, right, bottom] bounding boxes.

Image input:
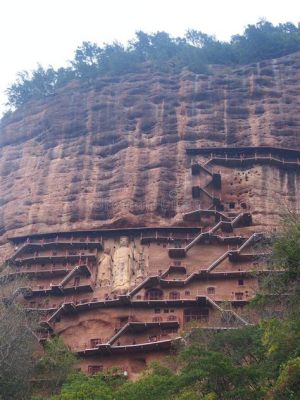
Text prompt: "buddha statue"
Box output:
[[112, 236, 135, 293]]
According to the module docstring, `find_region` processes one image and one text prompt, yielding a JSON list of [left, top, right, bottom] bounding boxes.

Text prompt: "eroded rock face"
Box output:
[[0, 52, 300, 246]]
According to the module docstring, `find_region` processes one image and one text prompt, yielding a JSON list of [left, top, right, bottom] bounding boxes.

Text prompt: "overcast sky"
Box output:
[[0, 0, 299, 114]]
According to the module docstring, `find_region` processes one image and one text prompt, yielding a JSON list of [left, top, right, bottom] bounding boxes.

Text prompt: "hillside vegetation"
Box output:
[[5, 20, 300, 110]]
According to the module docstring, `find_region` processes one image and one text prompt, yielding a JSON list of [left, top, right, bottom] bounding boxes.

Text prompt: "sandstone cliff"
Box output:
[[0, 52, 300, 245]]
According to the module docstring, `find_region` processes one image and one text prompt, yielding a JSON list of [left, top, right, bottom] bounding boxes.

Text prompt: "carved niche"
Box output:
[[97, 236, 147, 292], [112, 236, 135, 293], [97, 248, 113, 287]]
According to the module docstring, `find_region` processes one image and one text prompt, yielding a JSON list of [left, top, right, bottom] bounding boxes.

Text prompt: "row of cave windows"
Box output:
[[143, 283, 245, 300], [22, 236, 100, 244], [29, 285, 247, 309], [190, 190, 248, 210], [22, 250, 94, 258], [20, 261, 91, 269], [29, 293, 99, 310]]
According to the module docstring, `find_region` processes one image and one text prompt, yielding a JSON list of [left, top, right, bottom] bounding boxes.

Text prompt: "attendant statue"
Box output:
[[97, 248, 112, 287]]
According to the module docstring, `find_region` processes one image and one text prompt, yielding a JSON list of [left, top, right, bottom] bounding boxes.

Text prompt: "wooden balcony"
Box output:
[[161, 265, 187, 277], [9, 240, 103, 262], [12, 254, 97, 266], [228, 251, 268, 262], [109, 321, 180, 344], [5, 265, 74, 280], [76, 337, 181, 356], [26, 282, 95, 297], [140, 232, 198, 244], [186, 145, 300, 159], [110, 337, 181, 353]]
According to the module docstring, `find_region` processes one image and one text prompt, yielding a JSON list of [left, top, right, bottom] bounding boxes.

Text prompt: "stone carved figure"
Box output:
[[112, 236, 135, 293], [97, 248, 113, 287], [135, 250, 146, 284]]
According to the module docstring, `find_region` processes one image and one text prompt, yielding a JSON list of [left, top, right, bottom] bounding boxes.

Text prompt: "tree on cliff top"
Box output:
[[5, 20, 300, 110]]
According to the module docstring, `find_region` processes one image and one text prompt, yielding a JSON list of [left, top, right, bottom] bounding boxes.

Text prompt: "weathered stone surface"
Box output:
[[0, 52, 300, 249]]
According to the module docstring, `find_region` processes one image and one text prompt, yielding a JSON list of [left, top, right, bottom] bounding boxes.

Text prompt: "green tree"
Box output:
[[34, 337, 77, 395], [71, 41, 102, 78], [50, 373, 115, 400], [270, 357, 300, 399], [116, 364, 177, 400], [0, 276, 39, 400]]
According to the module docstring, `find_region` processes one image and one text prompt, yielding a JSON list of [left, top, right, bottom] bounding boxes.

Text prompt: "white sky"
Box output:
[[0, 0, 299, 115]]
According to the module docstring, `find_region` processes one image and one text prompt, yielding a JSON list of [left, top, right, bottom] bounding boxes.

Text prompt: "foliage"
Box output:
[[115, 364, 178, 400], [0, 302, 38, 400], [0, 275, 40, 400], [230, 20, 300, 63], [0, 272, 78, 399], [49, 368, 128, 400], [270, 357, 300, 399], [34, 336, 77, 394], [50, 373, 116, 400], [5, 20, 300, 110], [271, 213, 300, 291], [253, 212, 300, 311]]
